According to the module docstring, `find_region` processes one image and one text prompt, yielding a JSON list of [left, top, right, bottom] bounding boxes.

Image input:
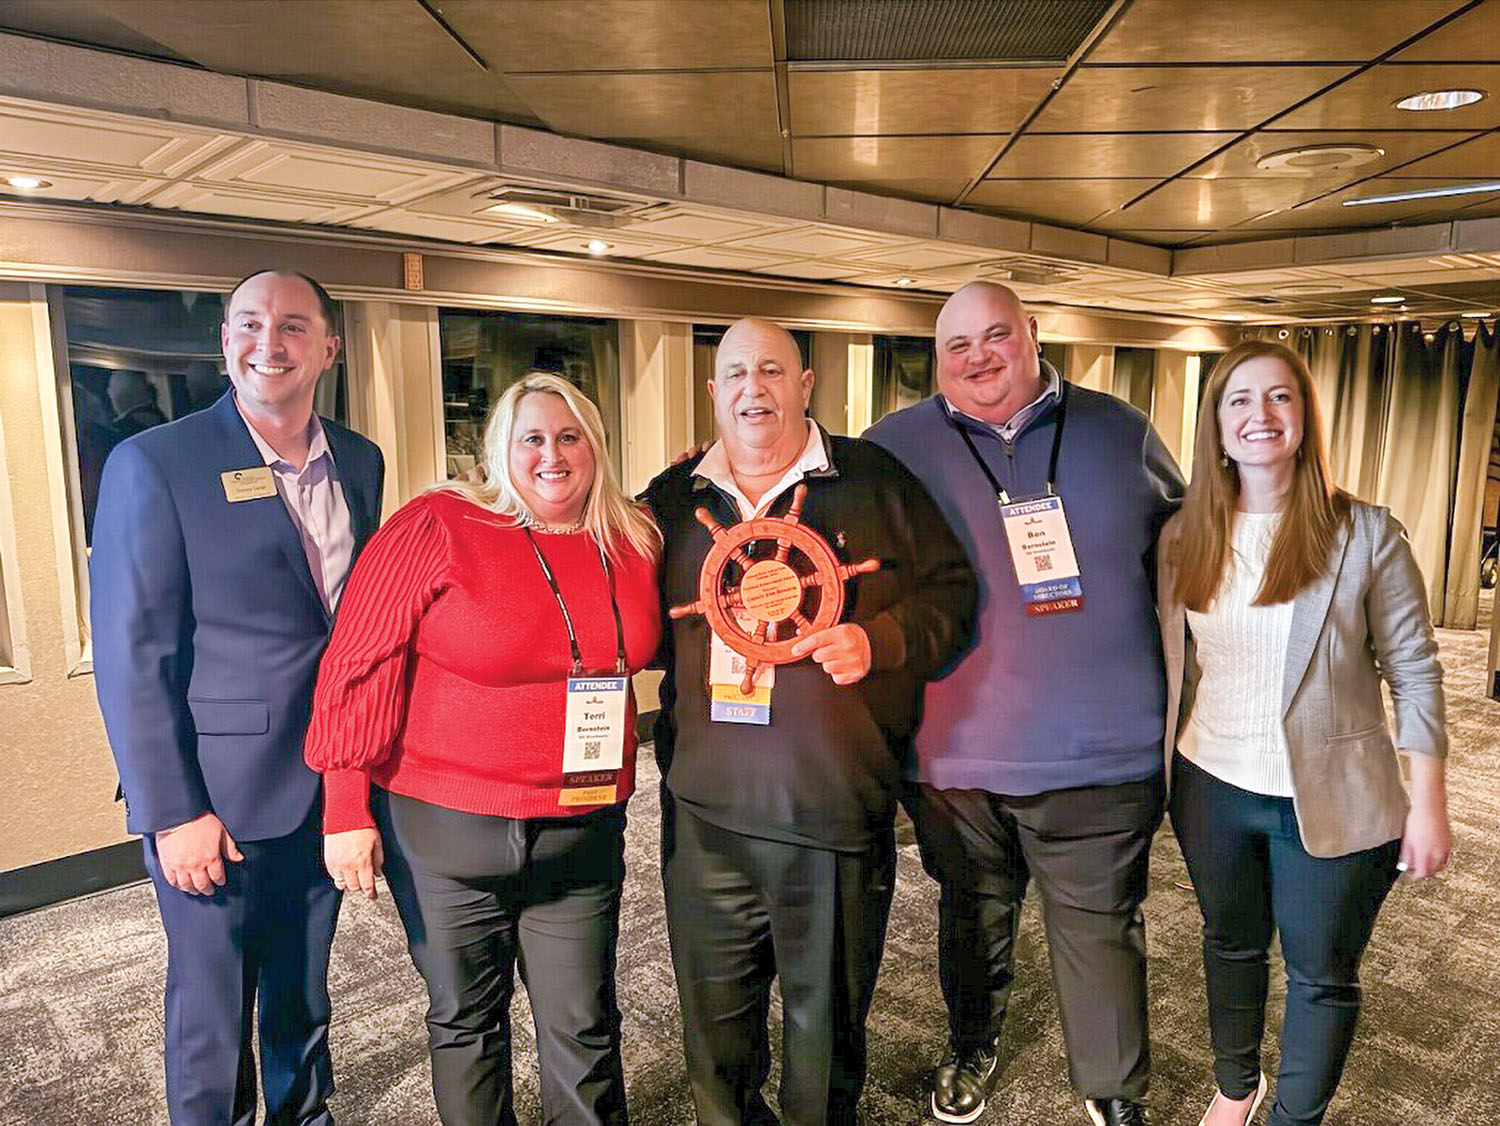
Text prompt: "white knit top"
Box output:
[[1178, 511, 1296, 797]]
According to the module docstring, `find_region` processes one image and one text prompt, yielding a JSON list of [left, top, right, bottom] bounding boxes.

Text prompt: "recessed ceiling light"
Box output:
[[1371, 295, 1405, 304], [1344, 180, 1500, 206], [1395, 89, 1485, 111], [585, 240, 612, 255], [893, 277, 918, 287], [4, 175, 51, 190], [482, 202, 557, 223], [1255, 144, 1384, 173]]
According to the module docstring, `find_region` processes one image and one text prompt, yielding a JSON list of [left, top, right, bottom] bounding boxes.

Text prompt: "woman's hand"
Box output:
[[1399, 753, 1451, 878], [324, 827, 384, 899]]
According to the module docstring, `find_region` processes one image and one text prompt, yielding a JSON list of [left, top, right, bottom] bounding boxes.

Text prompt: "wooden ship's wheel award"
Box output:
[[669, 483, 880, 694]]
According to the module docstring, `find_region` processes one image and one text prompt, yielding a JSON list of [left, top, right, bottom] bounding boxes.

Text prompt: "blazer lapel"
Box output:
[[322, 421, 376, 551], [1281, 519, 1351, 715], [212, 393, 327, 619]]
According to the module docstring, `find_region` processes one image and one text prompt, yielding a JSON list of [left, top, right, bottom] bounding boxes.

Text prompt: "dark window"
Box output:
[[54, 285, 347, 544], [439, 310, 620, 477], [872, 334, 933, 424]]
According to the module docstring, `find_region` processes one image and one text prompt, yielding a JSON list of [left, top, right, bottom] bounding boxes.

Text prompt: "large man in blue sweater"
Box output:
[[866, 282, 1183, 1126]]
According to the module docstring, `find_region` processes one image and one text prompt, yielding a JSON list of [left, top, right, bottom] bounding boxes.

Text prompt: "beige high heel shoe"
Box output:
[[1197, 1072, 1268, 1126]]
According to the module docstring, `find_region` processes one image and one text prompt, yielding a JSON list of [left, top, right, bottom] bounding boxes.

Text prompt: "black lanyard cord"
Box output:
[[948, 380, 1069, 504], [523, 529, 628, 677]]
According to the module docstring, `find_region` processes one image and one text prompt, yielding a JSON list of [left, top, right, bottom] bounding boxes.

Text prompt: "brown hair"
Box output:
[[1172, 339, 1350, 610]]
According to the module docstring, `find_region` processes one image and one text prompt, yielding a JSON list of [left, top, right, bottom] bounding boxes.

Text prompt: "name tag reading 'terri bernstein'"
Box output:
[[560, 675, 628, 805]]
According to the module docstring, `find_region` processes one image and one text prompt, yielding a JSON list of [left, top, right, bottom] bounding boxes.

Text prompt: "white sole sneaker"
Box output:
[[931, 1091, 987, 1124]]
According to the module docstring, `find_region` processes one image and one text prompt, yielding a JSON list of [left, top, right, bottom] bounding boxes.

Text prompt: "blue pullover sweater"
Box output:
[[866, 380, 1184, 795]]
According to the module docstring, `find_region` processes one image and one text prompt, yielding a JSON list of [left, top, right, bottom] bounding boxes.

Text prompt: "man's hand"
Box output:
[[154, 812, 243, 896], [671, 442, 711, 467], [790, 624, 873, 685], [324, 828, 384, 900]]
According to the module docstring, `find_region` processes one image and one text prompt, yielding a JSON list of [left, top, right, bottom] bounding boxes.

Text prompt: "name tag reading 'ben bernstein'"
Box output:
[[220, 466, 277, 503], [1000, 494, 1084, 616], [560, 675, 628, 806]]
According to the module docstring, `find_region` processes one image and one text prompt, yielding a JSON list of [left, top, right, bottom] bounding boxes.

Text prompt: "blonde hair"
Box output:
[[1173, 340, 1349, 611], [435, 372, 660, 562]]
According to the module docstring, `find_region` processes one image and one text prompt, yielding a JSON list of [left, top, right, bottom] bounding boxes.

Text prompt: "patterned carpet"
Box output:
[[2, 597, 1496, 1125]]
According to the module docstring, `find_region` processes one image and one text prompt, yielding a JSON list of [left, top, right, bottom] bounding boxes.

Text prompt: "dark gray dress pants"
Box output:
[[376, 789, 628, 1126], [662, 802, 897, 1126], [906, 774, 1166, 1101]]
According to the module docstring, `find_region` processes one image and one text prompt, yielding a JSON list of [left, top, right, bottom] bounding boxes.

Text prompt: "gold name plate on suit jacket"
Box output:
[[669, 483, 880, 694]]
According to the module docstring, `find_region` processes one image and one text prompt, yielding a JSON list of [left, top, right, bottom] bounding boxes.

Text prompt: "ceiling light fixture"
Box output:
[[1461, 311, 1491, 318], [482, 202, 557, 223], [1255, 144, 1384, 173], [1343, 180, 1500, 206], [893, 277, 918, 287], [1395, 89, 1485, 111], [585, 240, 612, 255], [1370, 295, 1405, 304], [4, 175, 51, 190]]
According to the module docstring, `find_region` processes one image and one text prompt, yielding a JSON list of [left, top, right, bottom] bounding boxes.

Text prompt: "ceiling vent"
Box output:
[[786, 0, 1113, 63], [479, 186, 658, 229], [982, 255, 1082, 286]]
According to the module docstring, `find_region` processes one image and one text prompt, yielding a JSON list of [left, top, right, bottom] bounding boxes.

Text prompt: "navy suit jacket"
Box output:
[[91, 391, 384, 841]]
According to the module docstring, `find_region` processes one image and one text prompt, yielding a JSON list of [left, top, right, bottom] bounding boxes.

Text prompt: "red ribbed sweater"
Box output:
[[305, 491, 661, 834]]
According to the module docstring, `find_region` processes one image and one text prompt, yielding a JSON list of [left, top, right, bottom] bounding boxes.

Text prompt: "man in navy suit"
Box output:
[[91, 270, 384, 1125]]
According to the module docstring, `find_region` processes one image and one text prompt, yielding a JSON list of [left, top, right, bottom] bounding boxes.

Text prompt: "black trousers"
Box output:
[[145, 809, 338, 1126], [904, 774, 1165, 1102], [376, 790, 629, 1126], [1170, 754, 1399, 1126], [662, 803, 896, 1126]]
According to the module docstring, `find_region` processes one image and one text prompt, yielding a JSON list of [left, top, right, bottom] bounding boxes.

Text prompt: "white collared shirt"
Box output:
[[239, 408, 356, 614], [695, 418, 829, 520], [944, 359, 1063, 442]]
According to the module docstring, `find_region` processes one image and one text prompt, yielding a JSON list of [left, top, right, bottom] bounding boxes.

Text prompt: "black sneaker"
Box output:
[[1085, 1098, 1152, 1126], [930, 1041, 1001, 1124]]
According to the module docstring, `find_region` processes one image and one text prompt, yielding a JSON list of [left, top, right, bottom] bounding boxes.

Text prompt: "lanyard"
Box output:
[[949, 380, 1069, 504], [524, 529, 628, 677]]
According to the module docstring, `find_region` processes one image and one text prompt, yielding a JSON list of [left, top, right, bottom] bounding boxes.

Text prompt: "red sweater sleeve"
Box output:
[[306, 496, 449, 833]]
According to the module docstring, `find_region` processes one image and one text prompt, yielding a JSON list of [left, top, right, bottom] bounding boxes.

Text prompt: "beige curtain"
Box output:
[[1446, 323, 1499, 628]]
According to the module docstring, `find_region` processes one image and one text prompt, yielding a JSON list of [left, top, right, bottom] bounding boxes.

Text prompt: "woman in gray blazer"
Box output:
[[1157, 340, 1450, 1126]]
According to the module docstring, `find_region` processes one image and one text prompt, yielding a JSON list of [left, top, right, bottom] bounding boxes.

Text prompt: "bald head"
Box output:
[[934, 281, 1043, 425], [710, 317, 814, 469]]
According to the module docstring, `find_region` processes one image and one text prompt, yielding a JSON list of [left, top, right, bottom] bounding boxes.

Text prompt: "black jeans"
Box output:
[[376, 789, 628, 1126], [1170, 754, 1400, 1126], [662, 803, 896, 1126], [904, 774, 1165, 1102]]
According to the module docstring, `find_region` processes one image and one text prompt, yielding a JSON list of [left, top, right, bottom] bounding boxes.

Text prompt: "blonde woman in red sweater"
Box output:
[[305, 372, 660, 1125]]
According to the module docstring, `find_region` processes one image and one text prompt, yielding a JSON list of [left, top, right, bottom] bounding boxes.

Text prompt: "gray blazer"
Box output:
[[1158, 499, 1445, 858]]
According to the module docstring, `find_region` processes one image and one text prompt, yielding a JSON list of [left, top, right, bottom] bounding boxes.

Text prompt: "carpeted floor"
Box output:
[[3, 597, 1497, 1125]]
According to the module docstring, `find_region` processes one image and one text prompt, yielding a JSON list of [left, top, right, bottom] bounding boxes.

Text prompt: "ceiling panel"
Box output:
[[506, 228, 689, 257], [509, 72, 783, 171], [1392, 2, 1500, 61], [149, 182, 359, 224], [792, 135, 1001, 184], [621, 207, 781, 242], [846, 243, 994, 270], [445, 0, 771, 72], [1189, 129, 1484, 179], [1089, 0, 1466, 63], [824, 176, 977, 202], [645, 245, 797, 270], [1092, 177, 1330, 230], [195, 142, 473, 204], [1265, 176, 1500, 226], [990, 132, 1236, 178], [1035, 66, 1348, 132], [788, 68, 1059, 136], [351, 210, 532, 244], [723, 225, 901, 256], [0, 104, 214, 169], [1384, 130, 1500, 176], [81, 0, 539, 122], [748, 259, 875, 280], [967, 178, 1161, 226], [1275, 64, 1500, 129]]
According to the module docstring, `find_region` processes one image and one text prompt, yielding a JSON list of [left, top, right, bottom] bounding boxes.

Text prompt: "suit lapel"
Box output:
[[211, 393, 327, 620], [1281, 519, 1351, 715], [322, 421, 376, 551]]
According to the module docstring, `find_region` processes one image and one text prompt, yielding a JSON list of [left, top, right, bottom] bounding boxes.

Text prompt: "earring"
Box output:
[[1219, 450, 1229, 468]]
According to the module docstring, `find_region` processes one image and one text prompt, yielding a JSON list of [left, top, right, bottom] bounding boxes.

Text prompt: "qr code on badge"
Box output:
[[1035, 552, 1053, 573], [584, 740, 602, 760]]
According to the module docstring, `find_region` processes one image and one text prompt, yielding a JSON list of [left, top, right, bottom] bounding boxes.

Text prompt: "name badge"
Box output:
[[220, 466, 277, 503], [560, 675, 628, 806], [1000, 494, 1084, 616], [708, 620, 774, 725]]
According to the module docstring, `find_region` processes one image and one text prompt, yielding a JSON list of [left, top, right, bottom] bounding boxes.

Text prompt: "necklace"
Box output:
[[527, 514, 585, 535]]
